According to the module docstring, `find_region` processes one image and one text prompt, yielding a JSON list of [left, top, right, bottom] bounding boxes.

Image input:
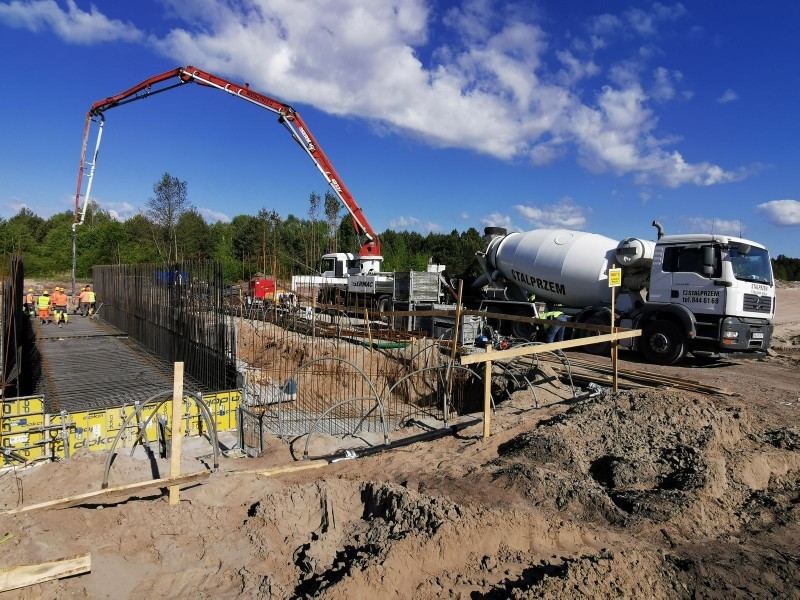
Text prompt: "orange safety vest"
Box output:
[[25, 293, 34, 304]]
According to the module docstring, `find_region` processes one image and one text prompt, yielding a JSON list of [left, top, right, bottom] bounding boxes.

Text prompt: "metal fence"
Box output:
[[231, 278, 484, 455], [93, 261, 237, 391], [1, 255, 38, 399]]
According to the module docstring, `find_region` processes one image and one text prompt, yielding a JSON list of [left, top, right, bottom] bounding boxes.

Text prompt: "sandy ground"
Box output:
[[0, 285, 798, 598]]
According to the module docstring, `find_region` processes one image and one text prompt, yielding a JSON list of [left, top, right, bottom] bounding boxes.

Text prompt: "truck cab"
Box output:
[[642, 234, 775, 360]]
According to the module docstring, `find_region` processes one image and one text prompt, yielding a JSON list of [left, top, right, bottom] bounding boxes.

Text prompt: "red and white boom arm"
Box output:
[[73, 66, 381, 258]]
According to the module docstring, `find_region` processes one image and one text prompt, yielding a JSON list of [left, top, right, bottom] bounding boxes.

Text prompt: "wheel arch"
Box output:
[[634, 303, 696, 340]]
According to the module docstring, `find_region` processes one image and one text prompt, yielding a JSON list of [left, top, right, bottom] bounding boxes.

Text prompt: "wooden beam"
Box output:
[[234, 459, 329, 477], [4, 471, 210, 515], [483, 346, 493, 438], [0, 553, 91, 593], [459, 329, 641, 365], [169, 361, 184, 506], [380, 309, 617, 333]]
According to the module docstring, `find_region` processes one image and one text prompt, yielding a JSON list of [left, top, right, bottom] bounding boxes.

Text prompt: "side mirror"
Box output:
[[702, 246, 715, 277]]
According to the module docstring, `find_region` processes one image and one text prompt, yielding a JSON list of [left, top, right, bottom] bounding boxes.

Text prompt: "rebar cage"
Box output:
[[93, 261, 237, 391], [231, 279, 484, 450], [1, 255, 38, 399]]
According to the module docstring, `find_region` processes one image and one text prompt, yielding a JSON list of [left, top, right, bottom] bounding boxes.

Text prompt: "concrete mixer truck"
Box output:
[[474, 221, 775, 364]]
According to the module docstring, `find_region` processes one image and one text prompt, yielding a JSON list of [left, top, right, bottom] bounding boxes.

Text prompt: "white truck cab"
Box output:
[[644, 234, 774, 358]]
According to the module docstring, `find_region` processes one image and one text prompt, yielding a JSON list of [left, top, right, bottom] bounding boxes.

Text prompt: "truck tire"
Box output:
[[641, 320, 685, 365], [579, 314, 611, 355], [511, 318, 537, 341]]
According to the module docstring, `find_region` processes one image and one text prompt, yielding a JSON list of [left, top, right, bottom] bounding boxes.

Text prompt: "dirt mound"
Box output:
[[488, 389, 800, 597]]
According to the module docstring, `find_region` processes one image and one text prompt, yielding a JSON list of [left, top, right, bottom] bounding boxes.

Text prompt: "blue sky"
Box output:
[[1, 0, 798, 257]]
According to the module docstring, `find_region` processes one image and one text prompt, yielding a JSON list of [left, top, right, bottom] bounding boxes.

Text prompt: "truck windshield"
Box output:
[[730, 246, 772, 285], [318, 258, 335, 274]]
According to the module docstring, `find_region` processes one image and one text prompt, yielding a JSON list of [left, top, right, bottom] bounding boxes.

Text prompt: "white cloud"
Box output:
[[682, 216, 743, 235], [460, 211, 470, 220], [755, 199, 800, 226], [388, 215, 441, 233], [513, 197, 587, 229], [198, 207, 231, 223], [717, 89, 739, 104], [101, 201, 137, 221], [624, 3, 686, 36], [3, 0, 738, 190], [480, 212, 521, 232], [0, 0, 143, 44], [4, 201, 29, 215], [650, 67, 685, 102]]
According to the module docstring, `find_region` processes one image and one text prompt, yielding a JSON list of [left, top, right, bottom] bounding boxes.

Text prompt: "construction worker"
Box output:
[[84, 285, 96, 316], [53, 287, 69, 327], [77, 286, 89, 316], [24, 288, 35, 317], [540, 309, 569, 343], [37, 290, 52, 325]]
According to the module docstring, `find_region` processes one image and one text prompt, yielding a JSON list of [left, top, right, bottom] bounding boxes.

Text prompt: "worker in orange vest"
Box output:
[[52, 287, 69, 326], [24, 288, 35, 317], [77, 286, 89, 316], [37, 290, 52, 325]]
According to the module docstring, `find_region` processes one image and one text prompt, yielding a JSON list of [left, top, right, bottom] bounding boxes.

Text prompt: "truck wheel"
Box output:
[[511, 318, 537, 341], [641, 320, 685, 365], [580, 314, 611, 355]]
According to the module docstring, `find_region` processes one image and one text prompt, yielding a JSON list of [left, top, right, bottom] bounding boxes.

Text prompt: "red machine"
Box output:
[[73, 66, 381, 260], [249, 276, 276, 301]]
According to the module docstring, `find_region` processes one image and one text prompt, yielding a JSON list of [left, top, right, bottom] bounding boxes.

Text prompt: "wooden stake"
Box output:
[[169, 361, 184, 505], [364, 307, 373, 351], [611, 270, 618, 394], [0, 553, 91, 592], [450, 280, 464, 363], [483, 345, 493, 438]]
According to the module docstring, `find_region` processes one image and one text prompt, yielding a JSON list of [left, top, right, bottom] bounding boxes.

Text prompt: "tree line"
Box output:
[[772, 255, 800, 282], [3, 173, 486, 284], [5, 172, 796, 284]]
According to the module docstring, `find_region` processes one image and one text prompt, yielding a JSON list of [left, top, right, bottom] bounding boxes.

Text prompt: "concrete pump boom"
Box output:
[[72, 66, 381, 293]]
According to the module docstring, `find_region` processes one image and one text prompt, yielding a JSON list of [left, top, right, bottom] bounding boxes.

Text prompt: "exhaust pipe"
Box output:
[[652, 220, 664, 240]]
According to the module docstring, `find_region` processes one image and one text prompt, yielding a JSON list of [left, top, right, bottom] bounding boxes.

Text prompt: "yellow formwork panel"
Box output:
[[0, 396, 47, 466], [1, 390, 241, 466]]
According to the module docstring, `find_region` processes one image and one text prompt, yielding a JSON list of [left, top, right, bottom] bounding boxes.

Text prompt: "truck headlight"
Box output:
[[722, 331, 739, 339]]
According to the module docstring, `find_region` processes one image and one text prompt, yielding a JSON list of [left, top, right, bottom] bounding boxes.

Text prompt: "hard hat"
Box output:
[[43, 290, 49, 295], [28, 288, 33, 292]]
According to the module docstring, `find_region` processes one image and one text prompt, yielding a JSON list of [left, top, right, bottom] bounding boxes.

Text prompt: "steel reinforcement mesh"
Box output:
[[93, 261, 236, 391], [1, 255, 38, 398], [230, 278, 484, 440]]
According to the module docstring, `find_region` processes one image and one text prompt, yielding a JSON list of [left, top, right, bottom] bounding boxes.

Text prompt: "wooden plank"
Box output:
[[385, 309, 617, 333], [4, 471, 210, 515], [459, 330, 641, 365], [483, 346, 492, 438], [234, 459, 329, 477], [0, 553, 91, 593], [169, 361, 184, 506]]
